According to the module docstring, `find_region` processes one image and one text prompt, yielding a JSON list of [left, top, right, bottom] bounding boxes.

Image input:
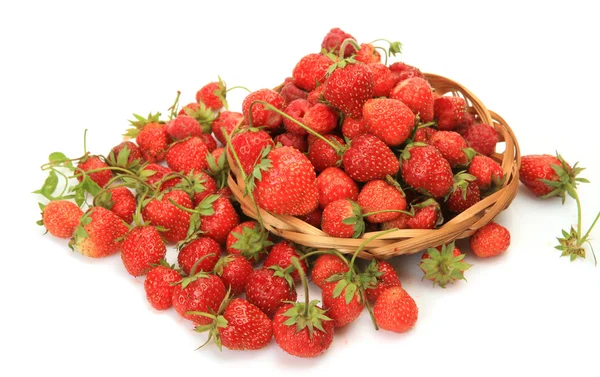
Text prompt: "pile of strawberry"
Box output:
[[35, 28, 598, 358]]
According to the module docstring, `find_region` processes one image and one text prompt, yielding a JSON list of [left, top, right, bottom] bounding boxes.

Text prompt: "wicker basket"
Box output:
[[227, 73, 520, 259]]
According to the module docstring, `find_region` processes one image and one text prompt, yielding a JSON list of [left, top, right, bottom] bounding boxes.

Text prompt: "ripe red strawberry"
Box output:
[[94, 186, 136, 224], [273, 302, 334, 358], [343, 134, 400, 182], [77, 156, 112, 188], [367, 63, 396, 97], [292, 53, 332, 91], [253, 146, 319, 216], [316, 167, 359, 209], [321, 281, 364, 328], [407, 199, 442, 229], [463, 123, 498, 156], [324, 63, 374, 119], [401, 144, 454, 198], [470, 222, 511, 258], [144, 261, 181, 310], [413, 126, 437, 143], [108, 141, 142, 168], [226, 220, 272, 263], [303, 103, 339, 135], [199, 196, 239, 245], [356, 43, 381, 64], [321, 27, 357, 57], [307, 84, 326, 105], [213, 255, 254, 296], [212, 111, 243, 144], [434, 96, 467, 131], [139, 163, 180, 192], [358, 179, 407, 223], [519, 154, 578, 198], [447, 180, 481, 214], [381, 213, 410, 230], [245, 268, 297, 318], [341, 116, 368, 140], [121, 226, 166, 276], [307, 134, 344, 172], [420, 242, 471, 288], [390, 77, 434, 122], [322, 199, 363, 238], [172, 273, 226, 325], [242, 89, 285, 130], [165, 115, 202, 141], [142, 190, 192, 244], [177, 170, 218, 206], [125, 114, 171, 162], [280, 78, 308, 104], [389, 62, 425, 83], [429, 131, 475, 167], [229, 129, 274, 175], [273, 133, 308, 152], [468, 155, 505, 191], [178, 101, 217, 132], [363, 98, 415, 147], [196, 79, 227, 110], [178, 236, 221, 275], [263, 241, 308, 282], [165, 137, 209, 174], [364, 260, 402, 302], [70, 207, 128, 258], [297, 208, 322, 228], [311, 253, 349, 289], [283, 99, 311, 135], [373, 287, 418, 333], [41, 200, 84, 239]]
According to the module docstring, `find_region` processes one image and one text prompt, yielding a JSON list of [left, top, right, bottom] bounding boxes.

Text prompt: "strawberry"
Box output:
[[165, 137, 209, 174], [322, 199, 363, 238], [303, 103, 339, 135], [76, 155, 112, 188], [142, 190, 192, 244], [283, 99, 310, 135], [177, 236, 221, 275], [213, 255, 253, 296], [205, 147, 229, 190], [226, 220, 272, 263], [229, 129, 274, 175], [175, 170, 217, 206], [292, 53, 332, 91], [94, 186, 136, 224], [420, 242, 471, 288], [196, 78, 227, 110], [463, 123, 498, 156], [447, 179, 481, 214], [381, 213, 410, 230], [253, 146, 319, 216], [468, 155, 505, 191], [324, 63, 374, 119], [390, 77, 434, 122], [356, 43, 381, 64], [321, 280, 364, 328], [373, 287, 418, 333], [358, 179, 407, 223], [389, 62, 425, 83], [311, 253, 349, 289], [172, 272, 226, 325], [144, 261, 181, 310], [434, 96, 467, 131], [307, 134, 344, 172], [298, 208, 322, 228], [212, 111, 243, 144], [41, 200, 84, 239], [199, 196, 240, 245], [165, 115, 202, 141], [341, 116, 368, 140], [316, 167, 359, 209], [178, 102, 217, 133], [217, 186, 233, 200], [125, 113, 171, 163], [107, 141, 142, 169], [413, 126, 437, 143], [307, 84, 326, 105], [429, 130, 475, 167], [273, 132, 308, 152], [121, 226, 166, 276], [519, 154, 580, 199], [139, 163, 180, 192], [363, 98, 415, 147], [242, 89, 285, 130], [367, 63, 396, 97], [407, 199, 442, 229], [470, 222, 511, 258], [280, 78, 308, 104], [343, 134, 399, 182], [201, 133, 217, 152], [70, 207, 128, 258], [364, 260, 402, 302], [401, 144, 454, 198], [263, 241, 308, 282], [321, 27, 357, 57], [245, 268, 297, 318]]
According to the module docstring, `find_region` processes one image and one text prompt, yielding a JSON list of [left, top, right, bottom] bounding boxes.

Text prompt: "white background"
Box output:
[[1, 1, 599, 376]]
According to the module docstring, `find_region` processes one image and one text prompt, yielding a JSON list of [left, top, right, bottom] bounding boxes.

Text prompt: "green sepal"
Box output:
[[183, 101, 217, 133], [124, 112, 162, 138], [206, 150, 230, 189], [539, 152, 589, 204], [229, 222, 272, 262], [268, 265, 295, 289], [281, 299, 332, 338], [244, 145, 272, 194], [419, 241, 472, 288]]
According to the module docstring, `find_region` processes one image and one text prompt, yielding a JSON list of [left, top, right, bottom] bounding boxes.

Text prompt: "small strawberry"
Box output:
[[40, 200, 84, 239], [280, 79, 308, 104], [273, 133, 308, 152], [245, 267, 297, 318], [343, 134, 400, 182], [107, 141, 142, 169], [175, 170, 218, 206], [321, 280, 365, 328], [468, 155, 505, 191], [463, 123, 498, 156], [324, 62, 374, 119], [144, 260, 181, 310], [381, 213, 410, 230], [292, 53, 332, 91], [364, 260, 402, 302], [322, 199, 363, 238], [307, 84, 326, 105], [303, 103, 339, 135], [298, 208, 323, 228], [307, 134, 344, 172], [94, 186, 136, 224], [213, 255, 253, 296], [413, 126, 437, 143], [311, 253, 349, 289], [358, 179, 407, 223], [70, 207, 128, 258], [470, 222, 511, 258], [205, 148, 229, 191], [407, 199, 442, 229], [76, 155, 112, 188], [390, 77, 434, 122], [139, 163, 180, 192], [401, 144, 454, 198], [447, 178, 481, 214], [165, 137, 209, 174], [229, 128, 274, 175], [367, 63, 396, 97], [142, 190, 192, 244], [199, 196, 240, 245], [429, 131, 475, 167], [389, 62, 425, 83], [178, 101, 217, 133], [165, 114, 202, 141], [316, 167, 359, 209], [196, 78, 227, 110], [124, 113, 171, 163], [121, 226, 166, 276], [363, 98, 415, 147], [177, 236, 221, 275], [263, 241, 308, 282], [434, 96, 467, 131], [212, 111, 243, 144], [341, 116, 368, 140], [419, 242, 472, 287], [172, 272, 227, 325], [201, 133, 217, 153], [321, 27, 357, 57], [242, 89, 285, 130], [283, 99, 311, 135], [226, 220, 272, 263], [355, 43, 381, 64], [373, 287, 418, 333], [519, 153, 579, 199]]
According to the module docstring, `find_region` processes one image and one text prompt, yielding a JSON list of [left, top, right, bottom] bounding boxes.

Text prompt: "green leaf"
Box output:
[[74, 187, 85, 207], [41, 170, 59, 199], [344, 283, 357, 305], [82, 176, 102, 196], [48, 152, 68, 165]]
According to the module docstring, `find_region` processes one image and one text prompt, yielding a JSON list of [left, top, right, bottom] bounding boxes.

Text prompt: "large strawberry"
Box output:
[[357, 179, 407, 223], [213, 255, 254, 296], [321, 199, 363, 238], [94, 186, 136, 224], [226, 220, 272, 263], [139, 163, 180, 192], [165, 114, 202, 141], [468, 155, 505, 191], [165, 136, 209, 174], [212, 111, 243, 144], [373, 287, 418, 333], [311, 253, 349, 289], [316, 167, 359, 209], [172, 272, 226, 325], [429, 131, 475, 168], [121, 226, 166, 276], [303, 103, 339, 135], [390, 77, 434, 122], [70, 207, 128, 258], [307, 134, 344, 172], [292, 53, 332, 91], [321, 281, 364, 328], [420, 242, 471, 288], [401, 144, 454, 198], [144, 260, 181, 310], [447, 179, 481, 214], [245, 267, 297, 318], [124, 113, 171, 162], [324, 63, 374, 119], [367, 63, 396, 97], [519, 153, 580, 200], [107, 141, 142, 170], [341, 116, 368, 140], [177, 236, 221, 275], [41, 200, 83, 239], [434, 97, 467, 131], [364, 260, 402, 302], [142, 190, 192, 244], [199, 196, 240, 245], [463, 123, 498, 156], [242, 89, 285, 130], [263, 241, 308, 282], [407, 199, 442, 229], [229, 128, 274, 175], [363, 98, 415, 147], [470, 222, 511, 258], [342, 134, 399, 182]]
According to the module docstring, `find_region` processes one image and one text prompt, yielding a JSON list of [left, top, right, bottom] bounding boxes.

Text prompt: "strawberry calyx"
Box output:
[[182, 102, 217, 133], [266, 265, 295, 290], [447, 171, 477, 201], [540, 152, 588, 203], [368, 38, 403, 58], [174, 170, 208, 198], [214, 76, 228, 110], [124, 112, 162, 138], [419, 242, 472, 288], [206, 150, 230, 189], [412, 198, 444, 227], [171, 194, 221, 248], [106, 143, 142, 171], [191, 287, 233, 351], [173, 255, 216, 289], [400, 142, 428, 161], [229, 222, 273, 262], [341, 199, 367, 238], [244, 145, 272, 195], [213, 255, 234, 277], [325, 38, 362, 76]]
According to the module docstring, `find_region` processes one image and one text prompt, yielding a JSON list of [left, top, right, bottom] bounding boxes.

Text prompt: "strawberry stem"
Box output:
[[581, 211, 600, 244], [291, 257, 310, 317], [338, 38, 361, 60], [168, 91, 181, 120], [348, 228, 397, 271], [361, 209, 414, 218], [225, 86, 251, 93], [83, 129, 88, 155]]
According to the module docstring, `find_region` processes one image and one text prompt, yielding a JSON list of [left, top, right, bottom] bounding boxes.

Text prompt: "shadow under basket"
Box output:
[[227, 73, 521, 260]]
